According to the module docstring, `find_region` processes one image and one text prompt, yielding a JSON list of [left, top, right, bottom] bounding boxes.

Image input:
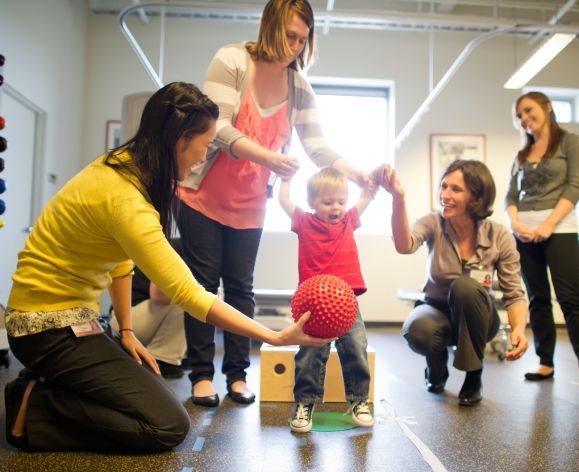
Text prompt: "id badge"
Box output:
[[71, 320, 105, 337], [470, 269, 493, 287]]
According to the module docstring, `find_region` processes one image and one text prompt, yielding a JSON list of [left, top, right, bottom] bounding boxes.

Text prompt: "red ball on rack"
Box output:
[[290, 274, 358, 339]]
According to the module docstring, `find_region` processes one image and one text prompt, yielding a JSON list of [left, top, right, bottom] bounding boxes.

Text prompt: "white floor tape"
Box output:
[[379, 399, 448, 472]]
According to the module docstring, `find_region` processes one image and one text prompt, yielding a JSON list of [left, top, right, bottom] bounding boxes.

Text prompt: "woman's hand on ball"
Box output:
[[274, 311, 336, 347]]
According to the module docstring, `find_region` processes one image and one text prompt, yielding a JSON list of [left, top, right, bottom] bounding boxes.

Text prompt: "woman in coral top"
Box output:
[[177, 0, 367, 406]]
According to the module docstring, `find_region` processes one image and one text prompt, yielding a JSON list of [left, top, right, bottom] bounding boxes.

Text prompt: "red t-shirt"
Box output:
[[291, 207, 366, 295]]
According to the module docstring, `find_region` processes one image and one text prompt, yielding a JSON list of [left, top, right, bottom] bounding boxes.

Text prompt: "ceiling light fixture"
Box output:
[[504, 33, 576, 89]]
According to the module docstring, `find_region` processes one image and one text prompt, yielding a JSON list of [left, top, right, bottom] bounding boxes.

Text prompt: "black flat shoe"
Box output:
[[524, 371, 554, 381], [424, 367, 449, 393], [191, 393, 220, 407], [5, 378, 30, 449], [459, 369, 483, 407], [157, 361, 185, 379], [458, 388, 482, 407], [228, 389, 256, 404]]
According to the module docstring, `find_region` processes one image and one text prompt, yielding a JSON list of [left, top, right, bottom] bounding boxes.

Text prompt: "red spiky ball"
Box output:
[[291, 274, 358, 338]]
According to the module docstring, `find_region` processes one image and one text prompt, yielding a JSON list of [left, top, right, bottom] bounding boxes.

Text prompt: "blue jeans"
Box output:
[[293, 310, 370, 403], [176, 201, 262, 388]]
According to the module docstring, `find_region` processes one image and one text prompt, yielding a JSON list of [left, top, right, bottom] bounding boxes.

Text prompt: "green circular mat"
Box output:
[[288, 411, 356, 432]]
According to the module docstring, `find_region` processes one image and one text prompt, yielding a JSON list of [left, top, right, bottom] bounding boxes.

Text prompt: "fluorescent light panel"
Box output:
[[504, 33, 576, 89]]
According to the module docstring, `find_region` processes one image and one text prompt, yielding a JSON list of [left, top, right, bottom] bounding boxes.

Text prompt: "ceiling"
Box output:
[[90, 1, 579, 33], [90, 0, 579, 146]]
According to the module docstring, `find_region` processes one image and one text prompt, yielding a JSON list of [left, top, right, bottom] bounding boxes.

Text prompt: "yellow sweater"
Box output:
[[8, 153, 215, 321]]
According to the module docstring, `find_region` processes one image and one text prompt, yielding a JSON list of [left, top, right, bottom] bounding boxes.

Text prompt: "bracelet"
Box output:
[[119, 328, 134, 333]]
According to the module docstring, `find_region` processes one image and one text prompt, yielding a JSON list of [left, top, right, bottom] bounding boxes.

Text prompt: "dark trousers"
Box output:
[[8, 326, 190, 452], [176, 201, 262, 388], [402, 276, 500, 373], [517, 233, 579, 366]]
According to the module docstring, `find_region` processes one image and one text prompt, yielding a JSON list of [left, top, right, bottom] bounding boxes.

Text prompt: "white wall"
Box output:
[[84, 13, 578, 321], [0, 0, 88, 207], [0, 0, 88, 310]]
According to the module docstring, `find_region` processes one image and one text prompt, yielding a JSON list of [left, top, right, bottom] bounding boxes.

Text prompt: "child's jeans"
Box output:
[[293, 311, 370, 403]]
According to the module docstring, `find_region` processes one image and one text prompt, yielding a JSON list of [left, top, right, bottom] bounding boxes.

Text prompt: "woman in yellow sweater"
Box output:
[[3, 82, 330, 452]]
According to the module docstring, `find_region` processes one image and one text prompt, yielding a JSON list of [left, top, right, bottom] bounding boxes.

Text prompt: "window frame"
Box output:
[[263, 76, 395, 234], [524, 86, 579, 123]]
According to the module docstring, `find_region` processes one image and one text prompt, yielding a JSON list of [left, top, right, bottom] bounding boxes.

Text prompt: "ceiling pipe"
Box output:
[[119, 2, 579, 36], [529, 0, 577, 45], [322, 0, 335, 36], [130, 0, 149, 25], [395, 26, 513, 148], [118, 2, 579, 145], [395, 22, 578, 147]]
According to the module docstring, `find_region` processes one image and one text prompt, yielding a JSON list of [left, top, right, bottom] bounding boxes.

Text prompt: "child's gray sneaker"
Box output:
[[349, 400, 373, 427], [290, 402, 315, 433]]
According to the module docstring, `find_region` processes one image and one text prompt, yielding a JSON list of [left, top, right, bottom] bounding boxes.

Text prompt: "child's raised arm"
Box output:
[[278, 177, 296, 219], [355, 177, 378, 216]]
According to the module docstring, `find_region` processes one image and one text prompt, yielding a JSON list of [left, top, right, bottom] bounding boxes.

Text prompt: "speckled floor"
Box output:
[[0, 327, 577, 472]]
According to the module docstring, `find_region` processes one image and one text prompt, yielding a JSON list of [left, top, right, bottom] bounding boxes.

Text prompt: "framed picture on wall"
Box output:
[[105, 120, 121, 152], [429, 133, 486, 210]]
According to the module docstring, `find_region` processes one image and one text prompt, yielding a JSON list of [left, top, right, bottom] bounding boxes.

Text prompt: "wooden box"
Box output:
[[259, 344, 375, 402]]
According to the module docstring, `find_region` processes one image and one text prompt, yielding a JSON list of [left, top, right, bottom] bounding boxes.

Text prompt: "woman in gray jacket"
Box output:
[[380, 159, 529, 406]]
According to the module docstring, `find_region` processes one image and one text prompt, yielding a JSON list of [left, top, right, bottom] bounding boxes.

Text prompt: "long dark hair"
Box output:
[[441, 159, 496, 220], [105, 82, 218, 238], [514, 91, 566, 164]]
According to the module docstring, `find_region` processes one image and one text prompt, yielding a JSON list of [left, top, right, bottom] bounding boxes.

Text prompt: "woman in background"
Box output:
[[505, 91, 579, 380]]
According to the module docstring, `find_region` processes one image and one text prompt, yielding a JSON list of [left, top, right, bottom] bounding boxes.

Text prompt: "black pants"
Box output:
[[176, 201, 262, 388], [517, 233, 579, 366], [402, 277, 500, 373], [8, 326, 190, 452]]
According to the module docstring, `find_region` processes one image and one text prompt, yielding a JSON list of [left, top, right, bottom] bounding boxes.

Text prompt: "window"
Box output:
[[524, 86, 579, 123], [551, 99, 573, 123], [264, 78, 394, 234]]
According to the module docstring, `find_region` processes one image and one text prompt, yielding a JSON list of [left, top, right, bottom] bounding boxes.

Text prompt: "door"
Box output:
[[0, 89, 39, 307]]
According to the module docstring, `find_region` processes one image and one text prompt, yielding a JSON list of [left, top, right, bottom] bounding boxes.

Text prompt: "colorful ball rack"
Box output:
[[0, 52, 8, 368], [0, 53, 5, 229]]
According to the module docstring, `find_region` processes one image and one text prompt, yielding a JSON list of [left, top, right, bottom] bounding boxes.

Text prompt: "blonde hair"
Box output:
[[307, 167, 348, 201], [246, 0, 315, 70]]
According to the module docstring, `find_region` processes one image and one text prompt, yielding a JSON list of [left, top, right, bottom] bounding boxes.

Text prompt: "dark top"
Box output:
[[505, 132, 579, 211], [130, 266, 150, 307], [131, 238, 182, 307]]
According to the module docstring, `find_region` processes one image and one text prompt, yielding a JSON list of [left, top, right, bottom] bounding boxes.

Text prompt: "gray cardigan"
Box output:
[[180, 42, 341, 190], [505, 131, 579, 211]]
